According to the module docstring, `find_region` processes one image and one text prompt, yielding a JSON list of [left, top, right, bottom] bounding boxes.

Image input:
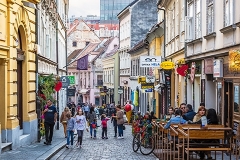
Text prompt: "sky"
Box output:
[[69, 0, 100, 18]]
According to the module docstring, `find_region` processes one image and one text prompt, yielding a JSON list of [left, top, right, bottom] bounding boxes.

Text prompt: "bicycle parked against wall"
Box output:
[[132, 123, 155, 155]]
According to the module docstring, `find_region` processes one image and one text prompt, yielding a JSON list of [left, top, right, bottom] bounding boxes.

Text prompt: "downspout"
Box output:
[[35, 3, 40, 142], [184, 0, 187, 104], [118, 19, 121, 105], [56, 0, 59, 130]]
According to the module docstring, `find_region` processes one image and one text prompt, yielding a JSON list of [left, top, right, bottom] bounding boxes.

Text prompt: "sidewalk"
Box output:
[[0, 124, 66, 160]]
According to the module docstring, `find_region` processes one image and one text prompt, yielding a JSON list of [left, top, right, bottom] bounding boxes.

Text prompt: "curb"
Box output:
[[36, 140, 66, 160]]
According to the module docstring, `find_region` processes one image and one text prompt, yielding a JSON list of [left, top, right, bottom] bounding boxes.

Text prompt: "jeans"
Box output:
[[67, 130, 74, 145], [90, 125, 96, 137], [117, 124, 123, 137], [77, 130, 84, 145], [102, 127, 107, 138], [44, 122, 55, 143]]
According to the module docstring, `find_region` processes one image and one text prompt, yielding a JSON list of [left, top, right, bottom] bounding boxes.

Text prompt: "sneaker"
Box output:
[[117, 136, 121, 139], [102, 137, 105, 139], [105, 137, 108, 139], [66, 145, 69, 149]]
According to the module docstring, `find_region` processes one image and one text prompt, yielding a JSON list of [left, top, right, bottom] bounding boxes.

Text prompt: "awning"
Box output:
[[79, 89, 89, 94]]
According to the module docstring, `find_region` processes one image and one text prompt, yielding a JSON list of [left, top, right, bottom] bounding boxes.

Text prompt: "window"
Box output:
[[224, 0, 234, 27], [207, 0, 214, 34], [72, 41, 77, 47], [195, 0, 201, 39]]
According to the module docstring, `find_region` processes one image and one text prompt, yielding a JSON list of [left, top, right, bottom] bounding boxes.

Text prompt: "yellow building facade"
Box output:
[[0, 0, 39, 150], [145, 23, 164, 118]]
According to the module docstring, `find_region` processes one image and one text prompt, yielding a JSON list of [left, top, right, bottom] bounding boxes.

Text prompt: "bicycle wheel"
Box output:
[[132, 134, 140, 152], [140, 135, 155, 155]]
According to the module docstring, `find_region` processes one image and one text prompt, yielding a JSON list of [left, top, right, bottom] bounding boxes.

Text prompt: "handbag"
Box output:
[[123, 124, 126, 130], [123, 114, 128, 123]]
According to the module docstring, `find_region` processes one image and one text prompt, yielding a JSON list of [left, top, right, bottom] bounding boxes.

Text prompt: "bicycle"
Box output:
[[132, 123, 155, 155]]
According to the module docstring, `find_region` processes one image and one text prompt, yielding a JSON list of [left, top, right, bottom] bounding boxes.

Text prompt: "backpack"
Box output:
[[91, 123, 96, 128], [102, 120, 107, 126]]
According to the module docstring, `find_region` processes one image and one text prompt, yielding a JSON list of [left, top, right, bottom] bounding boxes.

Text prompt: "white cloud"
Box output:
[[68, 0, 100, 17]]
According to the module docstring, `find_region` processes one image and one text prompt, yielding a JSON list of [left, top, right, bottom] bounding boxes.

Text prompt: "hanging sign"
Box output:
[[160, 61, 175, 70]]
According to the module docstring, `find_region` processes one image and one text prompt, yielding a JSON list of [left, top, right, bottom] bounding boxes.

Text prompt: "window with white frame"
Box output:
[[207, 0, 214, 34], [224, 0, 234, 27], [46, 34, 50, 58], [195, 0, 201, 39]]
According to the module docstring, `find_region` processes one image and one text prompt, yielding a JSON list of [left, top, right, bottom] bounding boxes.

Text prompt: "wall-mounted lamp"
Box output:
[[22, 1, 37, 9]]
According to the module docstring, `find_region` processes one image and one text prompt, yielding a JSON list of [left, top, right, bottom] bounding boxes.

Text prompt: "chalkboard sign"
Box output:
[[67, 88, 76, 96]]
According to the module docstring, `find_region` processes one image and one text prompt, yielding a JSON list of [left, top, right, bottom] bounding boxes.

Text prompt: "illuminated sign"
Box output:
[[160, 61, 175, 70]]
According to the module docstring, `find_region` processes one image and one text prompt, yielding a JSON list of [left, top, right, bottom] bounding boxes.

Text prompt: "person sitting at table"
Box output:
[[183, 104, 196, 121], [206, 108, 219, 125], [165, 107, 175, 121], [164, 109, 187, 129], [192, 106, 207, 124], [179, 103, 187, 116]]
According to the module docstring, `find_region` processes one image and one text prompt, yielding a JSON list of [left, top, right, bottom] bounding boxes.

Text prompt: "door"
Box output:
[[17, 58, 23, 129], [223, 81, 233, 127]]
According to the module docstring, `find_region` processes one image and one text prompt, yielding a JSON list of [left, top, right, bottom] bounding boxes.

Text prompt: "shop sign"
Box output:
[[213, 59, 223, 77], [67, 88, 75, 96], [67, 76, 75, 84], [160, 61, 175, 70], [204, 58, 213, 74], [146, 76, 155, 83], [190, 62, 196, 83], [118, 87, 123, 94], [138, 76, 146, 84], [143, 88, 153, 93], [229, 49, 240, 72], [140, 56, 161, 68], [141, 83, 154, 89]]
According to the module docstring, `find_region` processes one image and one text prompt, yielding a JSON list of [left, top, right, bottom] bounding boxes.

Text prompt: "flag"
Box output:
[[77, 54, 88, 70]]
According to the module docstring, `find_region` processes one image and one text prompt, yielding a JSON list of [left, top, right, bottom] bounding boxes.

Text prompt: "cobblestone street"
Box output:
[[51, 120, 157, 160]]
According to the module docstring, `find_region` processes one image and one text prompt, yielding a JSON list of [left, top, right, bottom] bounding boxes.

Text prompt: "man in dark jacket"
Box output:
[[183, 104, 196, 121]]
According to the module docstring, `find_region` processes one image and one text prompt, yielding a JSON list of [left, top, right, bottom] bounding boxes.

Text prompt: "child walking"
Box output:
[[66, 113, 75, 149], [75, 109, 88, 148], [101, 114, 110, 139]]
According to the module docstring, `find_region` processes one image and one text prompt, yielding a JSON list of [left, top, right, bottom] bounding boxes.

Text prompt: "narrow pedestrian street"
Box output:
[[51, 120, 157, 160]]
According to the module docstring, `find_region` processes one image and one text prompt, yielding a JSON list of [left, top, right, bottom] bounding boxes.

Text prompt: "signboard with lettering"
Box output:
[[160, 61, 175, 70], [141, 83, 154, 89], [213, 59, 223, 77], [138, 76, 146, 84], [67, 88, 76, 96], [60, 76, 70, 88], [146, 76, 155, 83], [68, 76, 75, 84], [140, 56, 161, 68]]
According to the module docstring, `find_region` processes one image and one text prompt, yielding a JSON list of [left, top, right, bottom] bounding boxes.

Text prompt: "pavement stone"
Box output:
[[50, 120, 158, 160], [0, 123, 66, 160]]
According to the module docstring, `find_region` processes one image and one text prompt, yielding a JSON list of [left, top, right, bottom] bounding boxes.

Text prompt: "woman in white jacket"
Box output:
[[75, 109, 89, 148]]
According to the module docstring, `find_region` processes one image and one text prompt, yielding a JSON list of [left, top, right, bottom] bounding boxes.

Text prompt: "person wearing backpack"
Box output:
[[101, 114, 110, 139], [87, 107, 97, 138]]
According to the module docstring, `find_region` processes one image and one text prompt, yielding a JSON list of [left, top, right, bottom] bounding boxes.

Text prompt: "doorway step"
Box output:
[[1, 142, 12, 153], [19, 129, 30, 146]]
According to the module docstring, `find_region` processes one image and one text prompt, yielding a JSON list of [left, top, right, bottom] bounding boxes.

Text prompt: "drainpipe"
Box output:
[[35, 3, 41, 142], [56, 0, 59, 130], [184, 0, 187, 104]]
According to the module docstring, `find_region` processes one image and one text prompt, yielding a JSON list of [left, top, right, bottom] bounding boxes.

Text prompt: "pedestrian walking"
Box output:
[[111, 108, 117, 137], [84, 103, 90, 116], [42, 99, 57, 145], [113, 105, 124, 139], [65, 113, 75, 149], [87, 107, 97, 138], [101, 114, 110, 139], [60, 107, 71, 138], [75, 109, 89, 148]]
